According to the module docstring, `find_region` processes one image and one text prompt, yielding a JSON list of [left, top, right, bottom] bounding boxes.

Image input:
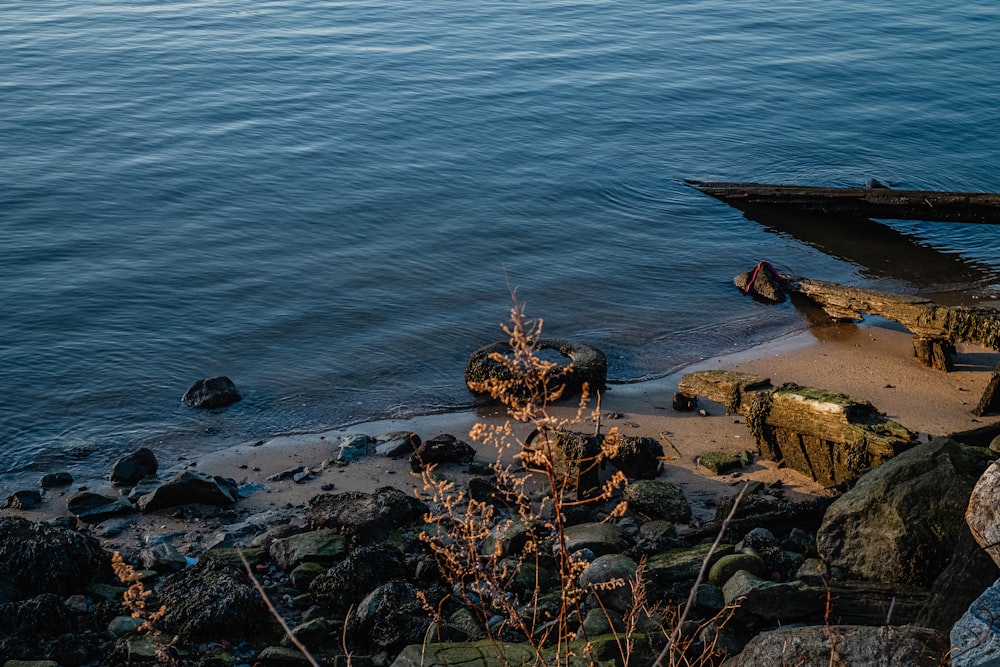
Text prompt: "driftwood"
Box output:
[[688, 180, 1000, 225], [677, 370, 917, 486]]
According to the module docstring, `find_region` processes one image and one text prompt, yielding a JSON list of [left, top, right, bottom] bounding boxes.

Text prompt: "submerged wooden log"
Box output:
[[688, 180, 1000, 225], [677, 370, 918, 486]]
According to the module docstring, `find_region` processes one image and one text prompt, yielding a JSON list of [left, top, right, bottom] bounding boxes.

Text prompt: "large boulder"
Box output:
[[725, 624, 948, 666], [817, 437, 995, 587], [0, 517, 111, 603], [346, 580, 430, 653], [966, 459, 1000, 567], [951, 576, 1000, 666], [155, 558, 269, 642], [915, 524, 1000, 631], [309, 543, 408, 614], [305, 487, 428, 546]]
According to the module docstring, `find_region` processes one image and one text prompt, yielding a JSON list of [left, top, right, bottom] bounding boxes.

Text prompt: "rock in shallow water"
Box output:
[[181, 375, 242, 409]]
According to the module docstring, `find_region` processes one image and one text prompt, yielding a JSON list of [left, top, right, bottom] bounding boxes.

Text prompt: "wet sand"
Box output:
[[9, 317, 1000, 557]]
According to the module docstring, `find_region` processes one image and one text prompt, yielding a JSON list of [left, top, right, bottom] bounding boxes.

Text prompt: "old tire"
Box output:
[[464, 339, 607, 400]]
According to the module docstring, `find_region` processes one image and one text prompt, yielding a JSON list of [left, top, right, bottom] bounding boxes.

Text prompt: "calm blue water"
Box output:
[[3, 0, 999, 494]]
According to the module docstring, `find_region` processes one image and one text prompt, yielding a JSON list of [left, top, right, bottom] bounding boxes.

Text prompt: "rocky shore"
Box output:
[[3, 322, 1000, 666]]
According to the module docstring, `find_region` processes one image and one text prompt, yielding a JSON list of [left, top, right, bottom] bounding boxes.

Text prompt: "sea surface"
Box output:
[[3, 0, 1000, 495]]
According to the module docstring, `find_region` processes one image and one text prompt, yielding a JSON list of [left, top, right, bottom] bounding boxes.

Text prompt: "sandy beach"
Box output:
[[21, 314, 994, 559]]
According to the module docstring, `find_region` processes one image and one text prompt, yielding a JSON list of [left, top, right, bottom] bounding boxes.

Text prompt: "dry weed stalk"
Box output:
[[420, 297, 630, 665], [112, 551, 176, 663]]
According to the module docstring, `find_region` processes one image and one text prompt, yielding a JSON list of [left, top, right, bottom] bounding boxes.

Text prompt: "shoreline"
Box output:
[[9, 316, 999, 558]]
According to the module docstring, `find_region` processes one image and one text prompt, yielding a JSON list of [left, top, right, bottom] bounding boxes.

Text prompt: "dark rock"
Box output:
[[110, 447, 158, 486], [562, 522, 633, 556], [374, 431, 421, 458], [346, 580, 430, 653], [156, 558, 269, 642], [0, 593, 75, 638], [672, 392, 698, 411], [135, 470, 239, 512], [726, 624, 948, 666], [309, 543, 408, 614], [708, 553, 766, 586], [139, 542, 188, 573], [634, 519, 679, 554], [0, 517, 111, 603], [817, 437, 994, 588], [39, 472, 73, 489], [410, 434, 476, 472], [289, 562, 326, 591], [305, 487, 428, 546], [578, 554, 637, 612], [2, 490, 43, 510], [647, 543, 734, 585], [181, 376, 242, 409], [951, 576, 1000, 666], [67, 491, 136, 523], [269, 529, 347, 571], [623, 479, 691, 522], [611, 435, 664, 479], [916, 523, 1000, 632], [722, 570, 824, 623]]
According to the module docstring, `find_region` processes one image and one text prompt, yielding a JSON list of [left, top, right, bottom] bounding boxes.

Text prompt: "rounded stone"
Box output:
[[707, 553, 766, 586]]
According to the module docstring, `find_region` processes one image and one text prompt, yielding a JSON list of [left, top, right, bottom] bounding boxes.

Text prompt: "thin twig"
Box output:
[[652, 481, 750, 667], [237, 548, 321, 667]]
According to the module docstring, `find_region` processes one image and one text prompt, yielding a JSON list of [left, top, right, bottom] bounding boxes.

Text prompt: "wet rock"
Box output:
[[708, 553, 766, 586], [346, 580, 430, 653], [256, 645, 314, 666], [2, 490, 43, 510], [951, 576, 1000, 666], [156, 558, 269, 642], [139, 541, 188, 573], [289, 562, 326, 591], [410, 433, 476, 472], [623, 479, 691, 522], [0, 594, 75, 638], [110, 447, 158, 486], [0, 517, 111, 602], [305, 487, 428, 546], [727, 624, 948, 666], [309, 543, 408, 614], [107, 615, 144, 638], [375, 431, 421, 458], [181, 375, 242, 409], [579, 553, 637, 612], [135, 470, 239, 512], [269, 529, 347, 571], [817, 437, 994, 588], [562, 522, 633, 556], [39, 472, 73, 489], [66, 491, 135, 523], [697, 451, 743, 475], [610, 435, 664, 479], [692, 583, 725, 613], [634, 519, 679, 554], [647, 543, 734, 586], [337, 433, 372, 463], [722, 570, 823, 622]]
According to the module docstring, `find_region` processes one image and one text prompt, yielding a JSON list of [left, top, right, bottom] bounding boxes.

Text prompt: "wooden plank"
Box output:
[[688, 180, 1000, 224]]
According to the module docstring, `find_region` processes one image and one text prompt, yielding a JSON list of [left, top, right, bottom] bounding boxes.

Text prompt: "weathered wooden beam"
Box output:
[[779, 277, 1000, 370], [688, 180, 1000, 225], [677, 370, 918, 486]]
